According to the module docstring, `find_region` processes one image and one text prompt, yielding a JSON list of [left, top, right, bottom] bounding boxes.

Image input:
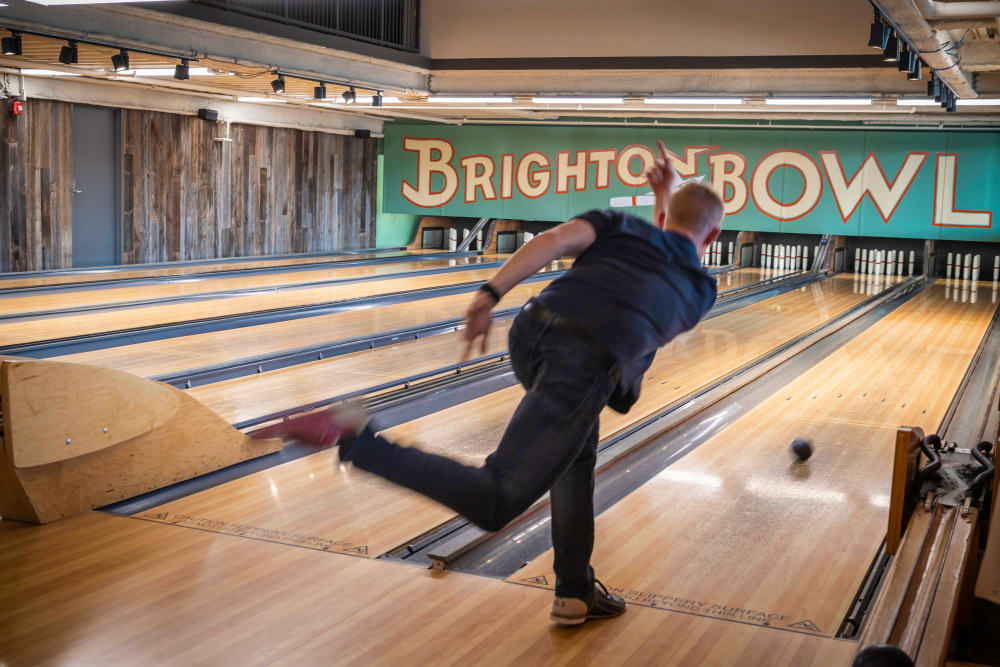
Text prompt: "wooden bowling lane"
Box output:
[[191, 272, 868, 428], [190, 324, 513, 426], [0, 255, 501, 317], [716, 267, 763, 290], [136, 274, 891, 559], [0, 264, 565, 348], [271, 567, 855, 666], [55, 266, 758, 381], [0, 510, 853, 666], [0, 249, 432, 290], [512, 281, 998, 641], [55, 280, 554, 378]]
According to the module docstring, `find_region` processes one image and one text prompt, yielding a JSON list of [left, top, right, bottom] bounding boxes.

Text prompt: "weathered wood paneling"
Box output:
[[123, 111, 377, 264], [0, 104, 376, 272], [0, 99, 72, 271]]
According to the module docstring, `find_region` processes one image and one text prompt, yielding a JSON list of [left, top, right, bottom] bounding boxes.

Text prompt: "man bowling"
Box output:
[[257, 140, 724, 625]]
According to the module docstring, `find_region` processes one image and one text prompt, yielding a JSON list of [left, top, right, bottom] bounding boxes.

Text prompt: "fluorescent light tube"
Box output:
[[895, 99, 940, 106], [427, 96, 514, 103], [531, 97, 624, 104], [766, 97, 873, 106], [21, 69, 82, 76], [237, 97, 289, 103], [644, 97, 744, 105]]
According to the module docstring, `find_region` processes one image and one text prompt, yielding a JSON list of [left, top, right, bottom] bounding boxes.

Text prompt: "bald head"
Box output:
[[662, 182, 724, 255]]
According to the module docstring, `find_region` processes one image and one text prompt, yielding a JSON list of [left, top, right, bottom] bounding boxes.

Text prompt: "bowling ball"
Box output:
[[851, 644, 914, 667], [791, 438, 813, 461]]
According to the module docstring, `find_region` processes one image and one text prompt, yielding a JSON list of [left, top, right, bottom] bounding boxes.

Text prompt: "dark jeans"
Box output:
[[348, 305, 618, 598]]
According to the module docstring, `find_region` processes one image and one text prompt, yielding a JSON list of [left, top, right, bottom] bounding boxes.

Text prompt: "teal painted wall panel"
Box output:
[[376, 154, 421, 247], [383, 124, 1000, 241]]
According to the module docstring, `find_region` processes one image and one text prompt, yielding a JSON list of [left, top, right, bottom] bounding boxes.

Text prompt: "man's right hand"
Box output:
[[460, 290, 496, 361], [647, 139, 680, 229]]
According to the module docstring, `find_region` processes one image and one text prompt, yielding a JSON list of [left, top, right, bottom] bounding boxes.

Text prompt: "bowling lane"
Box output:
[[0, 255, 502, 316], [715, 266, 764, 290], [185, 266, 771, 424], [137, 273, 896, 558], [0, 249, 434, 290], [55, 280, 555, 378], [56, 267, 760, 381], [0, 263, 566, 348], [0, 509, 852, 666], [512, 280, 997, 640]]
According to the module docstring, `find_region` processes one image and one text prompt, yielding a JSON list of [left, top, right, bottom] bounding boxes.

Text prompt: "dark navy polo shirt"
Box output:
[[534, 209, 718, 412]]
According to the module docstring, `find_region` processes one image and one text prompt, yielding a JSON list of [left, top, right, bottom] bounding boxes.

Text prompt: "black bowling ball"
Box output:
[[852, 644, 914, 667]]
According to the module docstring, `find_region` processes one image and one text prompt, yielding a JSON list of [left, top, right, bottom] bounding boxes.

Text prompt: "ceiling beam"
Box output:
[[0, 0, 429, 95], [0, 70, 384, 135], [959, 40, 1000, 71]]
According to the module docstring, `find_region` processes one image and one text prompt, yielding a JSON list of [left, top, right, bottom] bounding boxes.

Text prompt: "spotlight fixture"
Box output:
[[907, 58, 922, 81], [313, 82, 326, 100], [372, 93, 383, 107], [111, 48, 129, 73], [868, 12, 888, 50], [897, 45, 911, 72], [58, 40, 78, 65], [174, 58, 190, 80], [940, 87, 951, 109], [2, 30, 22, 57], [271, 74, 285, 95], [928, 77, 940, 98], [883, 32, 900, 62], [947, 95, 957, 112], [342, 87, 356, 104]]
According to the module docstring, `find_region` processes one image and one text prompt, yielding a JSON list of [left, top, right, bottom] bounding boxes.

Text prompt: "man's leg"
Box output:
[[549, 419, 599, 599], [344, 315, 616, 532], [347, 362, 611, 531]]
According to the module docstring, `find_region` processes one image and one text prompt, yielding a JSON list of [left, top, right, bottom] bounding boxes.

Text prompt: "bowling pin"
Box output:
[[728, 241, 734, 266], [974, 254, 981, 281], [897, 250, 903, 276], [448, 229, 458, 251], [993, 256, 999, 282], [861, 249, 868, 274], [947, 252, 953, 278], [964, 253, 972, 281], [908, 250, 915, 277], [887, 250, 894, 277], [854, 249, 860, 273]]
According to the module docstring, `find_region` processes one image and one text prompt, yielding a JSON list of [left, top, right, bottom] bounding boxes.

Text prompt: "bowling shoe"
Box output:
[[252, 402, 370, 447], [550, 579, 627, 626]]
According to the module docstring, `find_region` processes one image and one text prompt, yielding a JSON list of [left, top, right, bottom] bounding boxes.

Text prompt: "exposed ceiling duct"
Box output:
[[911, 0, 1000, 19], [873, 0, 978, 97]]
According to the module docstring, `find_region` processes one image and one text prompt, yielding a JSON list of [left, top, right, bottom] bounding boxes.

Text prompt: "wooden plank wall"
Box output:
[[123, 110, 377, 263], [0, 102, 377, 272], [0, 99, 72, 272]]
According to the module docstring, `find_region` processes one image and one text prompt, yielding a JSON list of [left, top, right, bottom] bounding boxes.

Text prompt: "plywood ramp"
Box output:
[[0, 359, 280, 523], [512, 281, 997, 640], [0, 511, 854, 666], [138, 275, 885, 558], [0, 250, 423, 290], [0, 255, 499, 317], [1, 264, 568, 348]]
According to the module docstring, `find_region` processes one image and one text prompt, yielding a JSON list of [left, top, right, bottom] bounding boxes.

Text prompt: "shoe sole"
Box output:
[[550, 608, 626, 626]]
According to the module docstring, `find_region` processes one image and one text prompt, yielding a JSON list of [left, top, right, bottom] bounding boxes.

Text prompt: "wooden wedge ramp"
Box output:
[[0, 358, 282, 523]]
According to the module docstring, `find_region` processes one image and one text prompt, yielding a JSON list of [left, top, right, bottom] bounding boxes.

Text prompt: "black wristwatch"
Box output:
[[479, 282, 501, 304]]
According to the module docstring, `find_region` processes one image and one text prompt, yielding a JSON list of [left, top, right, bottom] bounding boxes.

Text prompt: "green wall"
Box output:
[[376, 154, 421, 247], [383, 123, 1000, 242]]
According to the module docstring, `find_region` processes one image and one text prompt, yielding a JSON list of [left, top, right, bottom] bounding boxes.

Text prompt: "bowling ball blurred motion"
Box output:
[[852, 644, 914, 667], [791, 438, 813, 461]]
